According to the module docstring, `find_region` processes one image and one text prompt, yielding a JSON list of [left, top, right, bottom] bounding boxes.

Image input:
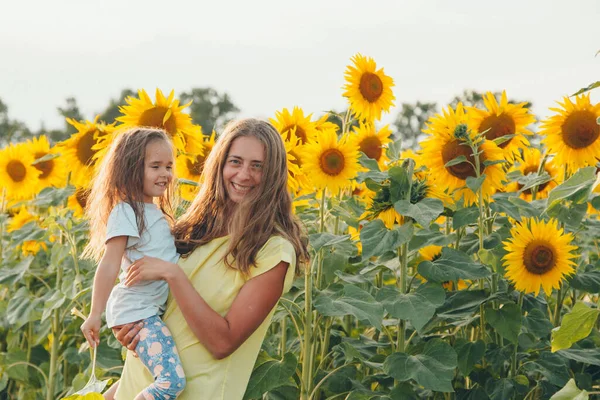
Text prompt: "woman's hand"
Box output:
[[123, 256, 174, 287], [81, 314, 102, 348], [111, 322, 144, 354]]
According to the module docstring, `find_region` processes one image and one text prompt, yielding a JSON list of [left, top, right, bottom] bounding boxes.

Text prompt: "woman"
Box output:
[[106, 118, 309, 399]]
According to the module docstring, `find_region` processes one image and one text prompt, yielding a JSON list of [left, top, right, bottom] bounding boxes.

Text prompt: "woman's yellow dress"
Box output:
[[115, 235, 296, 399]]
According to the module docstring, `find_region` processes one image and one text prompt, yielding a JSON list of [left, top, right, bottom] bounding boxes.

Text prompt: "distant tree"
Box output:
[[393, 101, 437, 150], [179, 88, 239, 133], [450, 89, 532, 109], [97, 89, 136, 124], [0, 98, 33, 146]]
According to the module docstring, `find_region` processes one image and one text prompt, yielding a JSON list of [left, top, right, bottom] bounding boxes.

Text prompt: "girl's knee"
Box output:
[[155, 374, 186, 398]]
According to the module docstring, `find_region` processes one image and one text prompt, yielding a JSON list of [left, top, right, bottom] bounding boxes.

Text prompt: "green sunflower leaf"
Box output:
[[466, 175, 486, 193], [486, 302, 522, 343], [360, 219, 413, 259], [394, 197, 444, 227], [547, 166, 596, 206], [418, 247, 491, 283], [551, 302, 600, 352], [383, 339, 457, 392], [314, 284, 384, 330]]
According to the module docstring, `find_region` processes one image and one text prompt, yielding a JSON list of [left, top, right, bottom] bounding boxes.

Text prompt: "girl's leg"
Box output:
[[133, 315, 186, 400]]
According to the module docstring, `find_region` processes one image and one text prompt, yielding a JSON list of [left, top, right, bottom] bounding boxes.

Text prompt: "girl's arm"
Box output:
[[81, 236, 128, 347], [123, 258, 288, 359]]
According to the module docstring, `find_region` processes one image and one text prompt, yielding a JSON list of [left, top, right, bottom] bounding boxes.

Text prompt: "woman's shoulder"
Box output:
[[254, 235, 295, 267]]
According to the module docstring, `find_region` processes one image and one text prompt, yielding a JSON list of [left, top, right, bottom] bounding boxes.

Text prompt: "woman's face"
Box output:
[[222, 136, 265, 203]]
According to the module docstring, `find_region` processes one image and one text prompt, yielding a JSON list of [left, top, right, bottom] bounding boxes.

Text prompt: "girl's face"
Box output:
[[143, 140, 174, 203], [223, 136, 264, 203]]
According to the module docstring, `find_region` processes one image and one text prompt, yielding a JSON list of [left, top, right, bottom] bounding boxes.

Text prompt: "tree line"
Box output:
[[0, 88, 530, 148]]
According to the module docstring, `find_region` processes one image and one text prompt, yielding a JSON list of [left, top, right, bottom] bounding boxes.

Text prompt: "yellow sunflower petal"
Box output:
[[506, 148, 561, 201], [343, 53, 396, 121], [270, 106, 318, 145], [502, 217, 577, 296], [468, 91, 535, 162], [0, 142, 41, 200], [420, 104, 505, 205], [540, 93, 600, 172], [116, 88, 202, 154], [348, 122, 392, 169], [301, 129, 361, 194]]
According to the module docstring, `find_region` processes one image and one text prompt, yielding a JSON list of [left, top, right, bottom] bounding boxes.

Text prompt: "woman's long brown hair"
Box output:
[[82, 127, 176, 262], [174, 118, 309, 275]]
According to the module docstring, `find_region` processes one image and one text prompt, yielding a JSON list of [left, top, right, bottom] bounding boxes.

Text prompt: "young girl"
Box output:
[[80, 127, 186, 400]]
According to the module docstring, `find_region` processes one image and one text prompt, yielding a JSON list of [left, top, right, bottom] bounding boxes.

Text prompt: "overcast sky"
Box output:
[[1, 0, 599, 132]]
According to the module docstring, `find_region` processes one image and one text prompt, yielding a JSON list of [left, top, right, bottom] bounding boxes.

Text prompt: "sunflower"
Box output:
[[61, 116, 115, 187], [506, 148, 560, 201], [349, 122, 392, 169], [468, 91, 535, 162], [420, 103, 505, 205], [116, 89, 202, 153], [314, 113, 340, 133], [7, 207, 47, 255], [27, 135, 67, 191], [176, 131, 211, 201], [284, 133, 308, 194], [503, 218, 577, 296], [0, 142, 41, 200], [67, 187, 90, 219], [7, 206, 36, 232], [540, 94, 600, 172], [301, 129, 361, 194], [343, 53, 395, 121], [270, 106, 318, 145]]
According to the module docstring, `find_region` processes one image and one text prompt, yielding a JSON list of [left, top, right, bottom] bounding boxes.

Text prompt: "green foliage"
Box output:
[[551, 303, 600, 352], [383, 339, 457, 392]]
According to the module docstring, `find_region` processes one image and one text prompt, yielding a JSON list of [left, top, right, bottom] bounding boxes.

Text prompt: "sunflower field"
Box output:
[[1, 53, 600, 400]]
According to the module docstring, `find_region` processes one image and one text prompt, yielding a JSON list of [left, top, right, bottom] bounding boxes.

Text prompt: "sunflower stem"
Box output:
[[397, 242, 409, 352], [554, 286, 564, 326], [301, 257, 317, 400], [47, 232, 64, 400]]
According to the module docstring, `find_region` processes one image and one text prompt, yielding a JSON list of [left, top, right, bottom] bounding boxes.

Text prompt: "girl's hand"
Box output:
[[123, 256, 171, 287], [81, 314, 102, 348], [111, 322, 143, 355]]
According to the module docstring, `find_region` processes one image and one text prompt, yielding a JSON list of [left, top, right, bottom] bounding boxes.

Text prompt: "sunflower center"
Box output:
[[523, 241, 555, 275], [186, 154, 206, 176], [479, 113, 516, 149], [7, 160, 27, 183], [33, 152, 54, 179], [139, 106, 178, 135], [319, 149, 345, 176], [77, 130, 98, 166], [359, 72, 383, 103], [76, 189, 89, 209], [360, 136, 383, 161], [283, 125, 307, 144], [562, 110, 599, 149], [518, 165, 549, 194], [441, 140, 479, 180]]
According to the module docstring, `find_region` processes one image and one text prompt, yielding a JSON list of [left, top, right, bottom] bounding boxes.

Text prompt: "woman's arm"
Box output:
[[124, 258, 289, 359], [81, 236, 127, 347]]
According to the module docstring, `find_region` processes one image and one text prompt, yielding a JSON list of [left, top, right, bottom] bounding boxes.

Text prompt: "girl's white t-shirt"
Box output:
[[104, 202, 179, 328]]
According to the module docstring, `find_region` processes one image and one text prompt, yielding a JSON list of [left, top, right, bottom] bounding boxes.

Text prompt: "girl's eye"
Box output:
[[252, 164, 263, 169]]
